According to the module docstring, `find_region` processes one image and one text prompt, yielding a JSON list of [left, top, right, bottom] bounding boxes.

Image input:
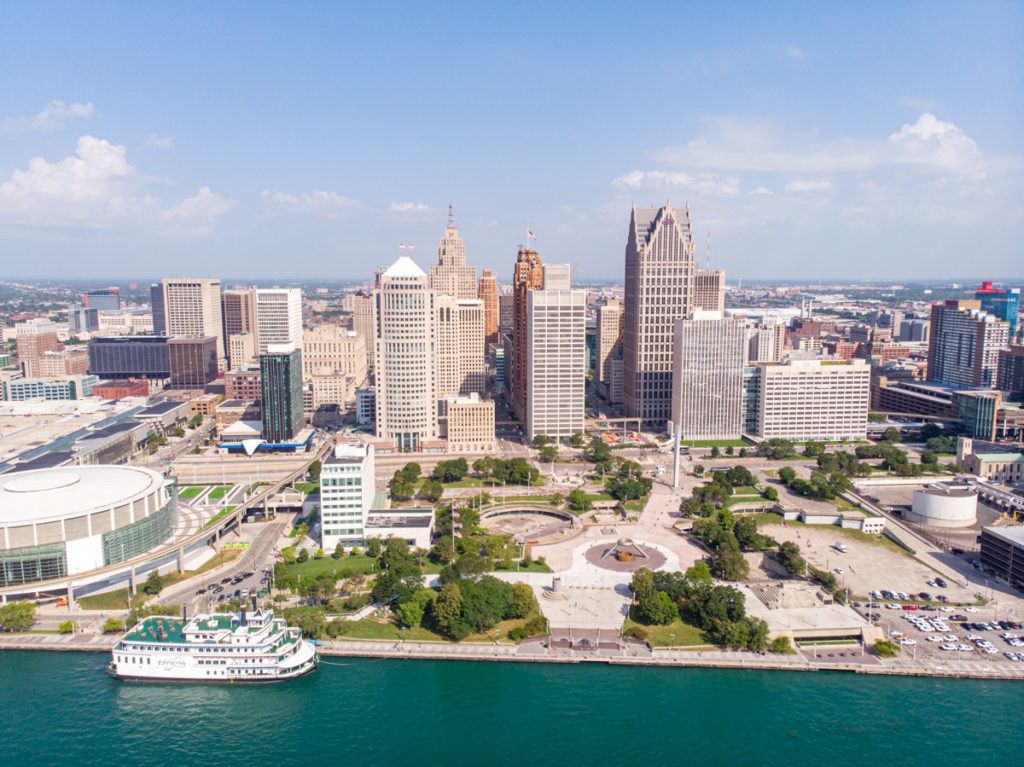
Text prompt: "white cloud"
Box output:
[[888, 113, 979, 171], [785, 180, 833, 193], [785, 45, 807, 60], [261, 190, 361, 219], [389, 201, 432, 213], [0, 100, 94, 134], [161, 186, 235, 222], [749, 186, 774, 196], [144, 133, 176, 150], [613, 170, 740, 196]]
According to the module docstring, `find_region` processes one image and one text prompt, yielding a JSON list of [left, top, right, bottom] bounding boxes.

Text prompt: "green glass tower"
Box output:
[[260, 344, 304, 442]]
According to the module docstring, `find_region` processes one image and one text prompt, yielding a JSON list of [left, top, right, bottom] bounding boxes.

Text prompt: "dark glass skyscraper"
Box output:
[[88, 336, 171, 379], [260, 345, 304, 442], [976, 281, 1020, 336]]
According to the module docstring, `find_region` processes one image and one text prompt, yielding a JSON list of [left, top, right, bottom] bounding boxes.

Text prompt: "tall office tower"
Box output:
[[526, 264, 586, 440], [478, 268, 499, 345], [260, 343, 305, 442], [511, 247, 544, 420], [498, 292, 514, 337], [83, 287, 122, 311], [302, 324, 368, 384], [747, 321, 787, 363], [160, 277, 225, 359], [167, 336, 219, 388], [997, 345, 1024, 398], [15, 319, 62, 377], [68, 305, 99, 334], [595, 298, 624, 404], [435, 296, 486, 399], [670, 311, 746, 440], [428, 207, 477, 299], [694, 269, 725, 313], [221, 288, 257, 365], [350, 291, 376, 371], [622, 202, 726, 425], [254, 288, 303, 354], [374, 257, 438, 451], [228, 332, 257, 369], [975, 281, 1020, 336], [320, 442, 376, 551], [748, 358, 870, 441], [149, 283, 166, 334], [927, 300, 1010, 388]]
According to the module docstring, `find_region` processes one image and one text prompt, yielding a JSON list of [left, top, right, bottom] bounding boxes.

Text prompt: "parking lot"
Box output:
[[872, 606, 1024, 664]]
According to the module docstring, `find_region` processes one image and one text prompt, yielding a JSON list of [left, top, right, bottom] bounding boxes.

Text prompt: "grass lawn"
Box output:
[[487, 493, 554, 505], [493, 560, 552, 573], [280, 554, 378, 581], [732, 485, 760, 495], [680, 439, 748, 448], [207, 485, 232, 500], [294, 481, 319, 495], [624, 496, 649, 512], [329, 617, 445, 642], [78, 588, 133, 610], [622, 617, 709, 647], [178, 486, 204, 499], [725, 495, 767, 509], [443, 477, 489, 488], [584, 492, 615, 503], [203, 505, 236, 528]]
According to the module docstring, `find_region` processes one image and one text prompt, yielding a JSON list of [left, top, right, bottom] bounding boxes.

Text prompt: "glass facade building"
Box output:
[[88, 336, 171, 380], [260, 346, 304, 442]]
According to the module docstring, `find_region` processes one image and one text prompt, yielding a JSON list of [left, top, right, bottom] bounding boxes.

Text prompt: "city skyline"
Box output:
[[1, 2, 1022, 281]]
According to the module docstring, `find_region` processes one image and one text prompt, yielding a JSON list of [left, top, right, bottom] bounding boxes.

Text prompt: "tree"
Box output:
[[777, 541, 806, 575], [568, 488, 592, 512], [511, 582, 536, 619], [693, 464, 705, 477], [308, 460, 322, 481], [366, 537, 383, 557], [332, 541, 344, 559], [419, 480, 444, 503], [432, 458, 469, 482], [296, 547, 310, 564], [710, 446, 721, 458], [685, 560, 713, 586], [802, 441, 825, 457], [920, 422, 943, 441], [473, 457, 495, 477], [283, 606, 327, 638], [769, 636, 795, 654], [710, 547, 749, 581], [548, 492, 565, 507], [724, 465, 756, 487], [778, 467, 797, 485], [390, 478, 415, 502], [538, 445, 558, 463], [874, 639, 900, 658], [569, 432, 586, 448], [0, 601, 37, 632], [101, 617, 126, 634], [141, 570, 164, 596], [738, 448, 748, 458], [757, 439, 798, 459], [762, 487, 779, 502], [399, 462, 422, 483], [58, 620, 75, 634], [725, 446, 734, 456], [455, 552, 488, 579], [920, 450, 938, 466], [396, 589, 435, 628], [314, 548, 325, 559], [532, 434, 552, 449], [880, 427, 901, 443]]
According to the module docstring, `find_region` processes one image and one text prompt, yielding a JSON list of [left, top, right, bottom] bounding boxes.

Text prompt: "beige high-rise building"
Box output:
[[747, 321, 787, 363], [302, 324, 368, 386], [751, 358, 870, 441], [38, 347, 89, 377], [374, 257, 438, 451], [670, 311, 746, 440], [479, 268, 499, 345], [595, 298, 623, 404], [254, 288, 303, 354], [622, 202, 725, 426], [445, 393, 496, 453], [222, 288, 257, 366], [526, 264, 586, 440], [428, 207, 477, 300], [350, 291, 376, 371], [15, 319, 62, 378], [694, 269, 725, 313], [499, 292, 514, 337], [310, 373, 358, 408], [511, 247, 544, 420], [435, 296, 486, 399], [228, 332, 257, 369], [161, 277, 225, 359]]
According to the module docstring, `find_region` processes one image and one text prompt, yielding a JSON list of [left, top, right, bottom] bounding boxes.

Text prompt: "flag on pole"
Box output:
[[527, 228, 537, 240], [399, 242, 416, 250]]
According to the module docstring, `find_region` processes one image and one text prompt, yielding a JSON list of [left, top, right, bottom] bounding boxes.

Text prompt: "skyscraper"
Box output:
[[254, 288, 303, 354], [435, 296, 486, 398], [511, 247, 544, 420], [159, 277, 225, 359], [747, 321, 787, 363], [84, 287, 122, 311], [927, 300, 1010, 388], [260, 343, 305, 443], [622, 202, 725, 426], [374, 257, 437, 451], [670, 311, 746, 440], [15, 319, 62, 378], [150, 283, 166, 335], [595, 298, 623, 404], [168, 336, 219, 388], [428, 206, 477, 299], [526, 264, 585, 440], [478, 268, 499, 345], [221, 288, 257, 365], [350, 290, 376, 371], [975, 281, 1020, 336]]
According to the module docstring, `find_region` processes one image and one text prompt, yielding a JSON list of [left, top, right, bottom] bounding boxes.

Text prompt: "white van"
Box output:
[[833, 541, 848, 553]]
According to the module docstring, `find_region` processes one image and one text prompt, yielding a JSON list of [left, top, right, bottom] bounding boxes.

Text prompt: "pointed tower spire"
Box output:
[[447, 203, 455, 228]]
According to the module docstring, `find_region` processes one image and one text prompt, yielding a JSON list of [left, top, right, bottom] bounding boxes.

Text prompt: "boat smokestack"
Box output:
[[182, 604, 188, 621], [251, 594, 258, 612]]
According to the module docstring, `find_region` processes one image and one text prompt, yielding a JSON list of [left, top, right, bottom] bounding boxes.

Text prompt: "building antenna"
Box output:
[[447, 203, 455, 228], [705, 229, 712, 268]]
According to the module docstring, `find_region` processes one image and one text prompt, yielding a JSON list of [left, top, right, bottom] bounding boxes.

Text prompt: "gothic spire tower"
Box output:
[[429, 204, 477, 299]]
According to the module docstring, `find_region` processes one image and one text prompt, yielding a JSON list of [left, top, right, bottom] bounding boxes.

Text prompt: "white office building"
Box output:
[[526, 264, 586, 440], [254, 288, 304, 354], [319, 442, 376, 550], [160, 278, 225, 359]]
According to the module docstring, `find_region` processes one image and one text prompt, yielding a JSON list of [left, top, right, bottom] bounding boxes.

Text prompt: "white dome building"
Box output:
[[0, 465, 176, 587], [905, 483, 978, 528]]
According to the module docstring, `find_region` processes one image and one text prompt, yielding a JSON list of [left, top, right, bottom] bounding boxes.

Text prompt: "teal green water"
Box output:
[[1, 651, 1020, 767]]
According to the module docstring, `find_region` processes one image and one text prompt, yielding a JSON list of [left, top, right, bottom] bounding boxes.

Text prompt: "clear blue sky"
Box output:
[[1, 1, 1021, 282]]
